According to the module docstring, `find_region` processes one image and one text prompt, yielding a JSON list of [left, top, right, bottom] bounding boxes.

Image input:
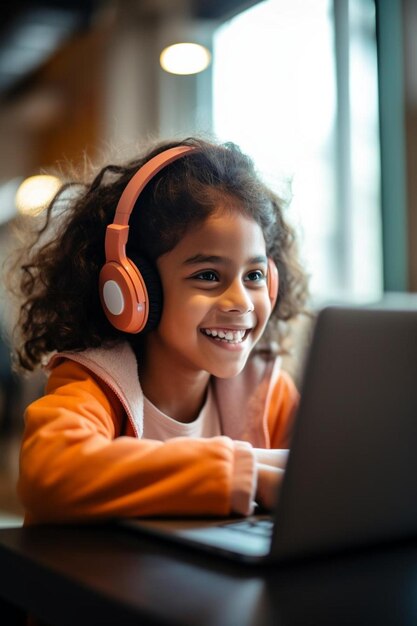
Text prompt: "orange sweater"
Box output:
[[18, 342, 298, 525]]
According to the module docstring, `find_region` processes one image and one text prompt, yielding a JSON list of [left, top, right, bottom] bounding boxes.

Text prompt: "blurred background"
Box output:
[[0, 0, 416, 526]]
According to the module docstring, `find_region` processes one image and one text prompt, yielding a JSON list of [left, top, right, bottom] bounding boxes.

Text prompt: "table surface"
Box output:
[[0, 523, 417, 626]]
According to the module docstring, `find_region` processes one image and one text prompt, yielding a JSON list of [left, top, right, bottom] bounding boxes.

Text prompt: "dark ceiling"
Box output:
[[0, 0, 99, 98], [0, 0, 260, 100]]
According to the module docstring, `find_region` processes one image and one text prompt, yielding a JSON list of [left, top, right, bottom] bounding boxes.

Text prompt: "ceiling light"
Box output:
[[160, 43, 211, 75], [15, 175, 62, 216]]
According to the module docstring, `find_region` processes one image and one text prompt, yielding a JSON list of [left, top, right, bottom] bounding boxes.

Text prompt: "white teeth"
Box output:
[[235, 330, 245, 342], [201, 328, 247, 343]]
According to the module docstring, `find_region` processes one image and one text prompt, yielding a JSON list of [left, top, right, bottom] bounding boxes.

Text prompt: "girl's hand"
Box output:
[[255, 463, 285, 511]]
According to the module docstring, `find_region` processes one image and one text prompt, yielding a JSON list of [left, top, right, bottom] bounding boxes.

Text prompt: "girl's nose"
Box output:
[[218, 280, 254, 313]]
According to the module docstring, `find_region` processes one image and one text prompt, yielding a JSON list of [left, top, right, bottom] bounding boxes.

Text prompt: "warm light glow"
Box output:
[[15, 175, 62, 216], [160, 43, 211, 75]]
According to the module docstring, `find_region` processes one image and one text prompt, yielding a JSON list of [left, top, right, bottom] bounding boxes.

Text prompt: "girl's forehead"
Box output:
[[198, 204, 262, 230], [173, 208, 267, 258]]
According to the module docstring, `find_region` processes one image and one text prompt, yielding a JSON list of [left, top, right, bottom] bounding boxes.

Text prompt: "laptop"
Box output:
[[122, 300, 417, 563]]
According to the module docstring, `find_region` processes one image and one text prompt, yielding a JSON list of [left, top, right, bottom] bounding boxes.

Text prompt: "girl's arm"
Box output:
[[18, 361, 256, 524]]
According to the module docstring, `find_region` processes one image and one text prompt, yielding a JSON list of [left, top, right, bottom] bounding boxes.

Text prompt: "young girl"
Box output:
[[9, 137, 308, 525]]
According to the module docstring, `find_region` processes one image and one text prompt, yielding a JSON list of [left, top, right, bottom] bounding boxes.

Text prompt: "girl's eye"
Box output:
[[246, 270, 265, 282], [193, 270, 219, 282]]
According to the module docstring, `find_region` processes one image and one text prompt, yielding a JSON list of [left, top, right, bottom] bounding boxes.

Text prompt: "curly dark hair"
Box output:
[[7, 137, 309, 372]]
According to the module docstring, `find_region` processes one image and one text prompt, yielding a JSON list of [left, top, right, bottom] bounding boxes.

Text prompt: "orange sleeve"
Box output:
[[18, 360, 243, 524], [266, 369, 299, 449]]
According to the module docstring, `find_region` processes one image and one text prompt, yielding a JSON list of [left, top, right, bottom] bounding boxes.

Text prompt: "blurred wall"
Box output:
[[0, 2, 216, 178]]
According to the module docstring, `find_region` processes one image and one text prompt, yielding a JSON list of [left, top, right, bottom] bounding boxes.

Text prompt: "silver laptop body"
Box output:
[[123, 302, 417, 563]]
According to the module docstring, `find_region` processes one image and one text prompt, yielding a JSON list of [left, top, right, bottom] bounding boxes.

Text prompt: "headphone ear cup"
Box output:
[[129, 256, 163, 333], [267, 258, 279, 310], [99, 256, 162, 334], [99, 258, 146, 333]]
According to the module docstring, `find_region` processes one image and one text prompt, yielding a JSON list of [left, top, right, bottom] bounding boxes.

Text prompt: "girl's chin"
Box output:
[[207, 359, 249, 379]]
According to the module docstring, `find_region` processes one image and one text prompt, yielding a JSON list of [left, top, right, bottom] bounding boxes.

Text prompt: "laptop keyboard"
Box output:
[[221, 518, 274, 538]]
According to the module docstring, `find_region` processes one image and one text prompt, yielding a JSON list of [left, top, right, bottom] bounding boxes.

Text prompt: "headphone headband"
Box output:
[[104, 146, 197, 265], [113, 145, 197, 227]]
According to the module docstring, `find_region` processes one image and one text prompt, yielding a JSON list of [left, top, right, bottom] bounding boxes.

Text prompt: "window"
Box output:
[[213, 0, 382, 304]]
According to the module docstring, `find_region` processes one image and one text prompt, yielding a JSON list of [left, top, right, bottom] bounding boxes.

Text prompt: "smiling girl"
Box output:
[[9, 138, 308, 524]]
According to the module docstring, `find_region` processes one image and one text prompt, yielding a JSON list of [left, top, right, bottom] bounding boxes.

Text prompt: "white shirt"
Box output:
[[142, 384, 222, 441]]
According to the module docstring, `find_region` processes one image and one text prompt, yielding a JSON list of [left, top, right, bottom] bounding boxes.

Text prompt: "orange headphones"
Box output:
[[99, 146, 279, 334]]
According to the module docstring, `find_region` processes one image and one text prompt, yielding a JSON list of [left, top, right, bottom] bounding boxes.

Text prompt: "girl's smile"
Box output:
[[199, 326, 251, 347]]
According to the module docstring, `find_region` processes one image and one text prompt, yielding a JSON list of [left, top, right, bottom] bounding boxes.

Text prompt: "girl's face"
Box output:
[[151, 207, 273, 379]]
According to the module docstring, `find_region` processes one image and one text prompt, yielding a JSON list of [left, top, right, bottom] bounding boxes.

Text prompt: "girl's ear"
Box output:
[[267, 258, 279, 310]]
